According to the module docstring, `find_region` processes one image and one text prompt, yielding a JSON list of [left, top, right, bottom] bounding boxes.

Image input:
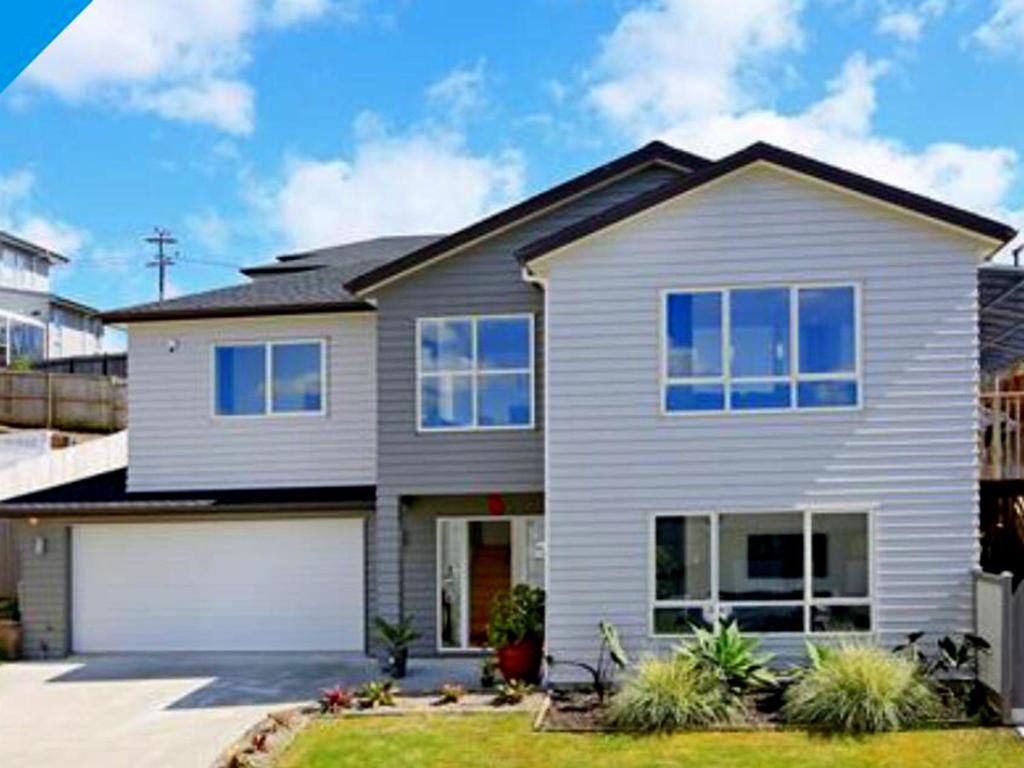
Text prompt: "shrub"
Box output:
[[677, 617, 776, 697], [357, 680, 398, 709], [546, 620, 630, 702], [493, 679, 534, 706], [783, 644, 939, 733], [607, 656, 738, 732], [487, 585, 545, 649], [373, 615, 420, 650], [436, 683, 465, 705], [319, 686, 354, 713], [894, 631, 1000, 723]]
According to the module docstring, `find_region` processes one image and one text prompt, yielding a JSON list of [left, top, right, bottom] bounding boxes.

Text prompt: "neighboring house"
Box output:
[[0, 230, 105, 365], [0, 141, 1016, 672]]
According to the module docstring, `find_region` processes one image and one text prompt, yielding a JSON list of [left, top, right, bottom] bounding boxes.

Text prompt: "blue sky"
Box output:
[[1, 0, 1023, 322]]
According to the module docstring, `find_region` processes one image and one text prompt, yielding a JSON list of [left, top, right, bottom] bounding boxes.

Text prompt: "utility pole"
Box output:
[[145, 227, 177, 302]]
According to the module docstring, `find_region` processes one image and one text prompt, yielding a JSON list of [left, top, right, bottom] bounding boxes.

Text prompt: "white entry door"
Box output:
[[72, 518, 364, 652]]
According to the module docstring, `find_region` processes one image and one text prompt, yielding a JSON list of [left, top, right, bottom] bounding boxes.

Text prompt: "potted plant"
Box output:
[[487, 584, 545, 683], [0, 598, 22, 661], [374, 615, 420, 678]]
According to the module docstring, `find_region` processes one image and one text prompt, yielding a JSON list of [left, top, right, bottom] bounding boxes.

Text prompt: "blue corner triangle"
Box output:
[[0, 1, 93, 93]]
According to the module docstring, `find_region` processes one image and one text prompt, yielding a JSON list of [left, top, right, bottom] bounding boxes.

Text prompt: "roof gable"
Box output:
[[517, 142, 1017, 267], [344, 141, 710, 294]]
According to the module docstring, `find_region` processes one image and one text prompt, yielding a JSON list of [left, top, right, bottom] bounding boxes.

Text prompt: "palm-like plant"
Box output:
[[677, 617, 776, 697]]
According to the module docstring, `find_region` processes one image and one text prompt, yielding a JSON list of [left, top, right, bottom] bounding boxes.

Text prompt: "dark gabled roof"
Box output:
[[0, 467, 375, 518], [102, 264, 374, 323], [241, 234, 443, 278], [0, 286, 101, 317], [344, 140, 711, 294], [51, 292, 101, 317], [980, 265, 1024, 372], [516, 142, 1018, 266], [103, 234, 445, 323], [0, 229, 69, 263]]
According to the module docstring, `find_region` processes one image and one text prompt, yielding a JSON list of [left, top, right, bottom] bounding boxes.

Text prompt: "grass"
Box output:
[[275, 712, 1024, 768]]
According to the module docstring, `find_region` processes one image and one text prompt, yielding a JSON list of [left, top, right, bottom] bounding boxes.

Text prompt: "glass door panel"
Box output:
[[439, 519, 468, 649]]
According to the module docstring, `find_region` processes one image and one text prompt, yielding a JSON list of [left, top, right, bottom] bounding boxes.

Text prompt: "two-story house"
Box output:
[[0, 230, 105, 365], [0, 142, 1016, 675]]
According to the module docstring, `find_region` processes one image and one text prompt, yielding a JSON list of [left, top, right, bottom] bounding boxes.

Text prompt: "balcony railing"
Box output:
[[981, 390, 1024, 480]]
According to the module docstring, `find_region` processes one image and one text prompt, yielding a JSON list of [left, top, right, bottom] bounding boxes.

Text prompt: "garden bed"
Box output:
[[539, 684, 981, 733]]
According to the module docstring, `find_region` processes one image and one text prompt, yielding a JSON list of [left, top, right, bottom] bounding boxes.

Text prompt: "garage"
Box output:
[[71, 518, 364, 652]]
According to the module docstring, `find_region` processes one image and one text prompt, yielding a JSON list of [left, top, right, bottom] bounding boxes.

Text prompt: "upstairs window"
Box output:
[[418, 315, 534, 431], [214, 340, 325, 417], [663, 285, 859, 413]]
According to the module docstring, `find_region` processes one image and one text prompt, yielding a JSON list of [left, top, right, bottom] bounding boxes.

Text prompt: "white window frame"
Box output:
[[649, 507, 875, 638], [435, 515, 545, 652], [210, 338, 328, 419], [416, 313, 536, 433], [660, 282, 862, 415], [0, 309, 47, 367]]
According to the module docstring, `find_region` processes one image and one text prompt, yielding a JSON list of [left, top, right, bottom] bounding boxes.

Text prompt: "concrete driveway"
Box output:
[[0, 653, 478, 768]]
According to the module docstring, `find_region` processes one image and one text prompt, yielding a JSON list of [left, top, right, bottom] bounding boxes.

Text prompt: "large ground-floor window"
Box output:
[[651, 509, 872, 636]]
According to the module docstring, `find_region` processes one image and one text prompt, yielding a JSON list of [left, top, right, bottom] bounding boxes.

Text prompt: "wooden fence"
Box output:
[[0, 521, 15, 598], [34, 353, 127, 378], [0, 370, 126, 432]]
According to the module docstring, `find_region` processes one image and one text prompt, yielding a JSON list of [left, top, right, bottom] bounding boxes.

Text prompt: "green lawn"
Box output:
[[276, 713, 1024, 768]]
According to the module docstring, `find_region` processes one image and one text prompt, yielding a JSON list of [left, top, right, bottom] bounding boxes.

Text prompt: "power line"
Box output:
[[145, 227, 177, 302], [178, 256, 241, 270]]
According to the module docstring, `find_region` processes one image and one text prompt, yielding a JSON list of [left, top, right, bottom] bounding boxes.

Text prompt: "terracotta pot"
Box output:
[[0, 620, 22, 661], [496, 638, 542, 683]]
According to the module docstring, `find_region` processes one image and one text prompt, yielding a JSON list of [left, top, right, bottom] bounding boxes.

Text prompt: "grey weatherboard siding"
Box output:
[[530, 165, 990, 679], [368, 165, 683, 632], [14, 521, 69, 658]]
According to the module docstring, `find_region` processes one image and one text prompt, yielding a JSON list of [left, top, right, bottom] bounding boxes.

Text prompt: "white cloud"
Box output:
[[16, 0, 341, 134], [585, 1, 1021, 239], [586, 0, 803, 134], [426, 60, 489, 121], [657, 54, 1018, 216], [876, 1, 945, 43], [15, 217, 88, 257], [132, 79, 255, 135], [186, 209, 232, 256], [973, 0, 1024, 54], [261, 117, 524, 249], [269, 0, 333, 26], [877, 10, 924, 41], [0, 169, 88, 256]]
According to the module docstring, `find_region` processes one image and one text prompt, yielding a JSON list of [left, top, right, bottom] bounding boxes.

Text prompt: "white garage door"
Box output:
[[72, 518, 364, 652]]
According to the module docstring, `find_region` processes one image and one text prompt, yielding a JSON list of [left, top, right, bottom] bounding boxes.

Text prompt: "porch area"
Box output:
[[979, 264, 1024, 480]]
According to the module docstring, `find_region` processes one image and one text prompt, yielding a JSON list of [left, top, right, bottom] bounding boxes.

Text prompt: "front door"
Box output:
[[437, 517, 544, 650]]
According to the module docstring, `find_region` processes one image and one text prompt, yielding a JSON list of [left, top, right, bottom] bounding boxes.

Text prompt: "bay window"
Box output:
[[213, 340, 325, 417], [663, 284, 859, 413], [417, 314, 534, 430], [652, 510, 872, 635]]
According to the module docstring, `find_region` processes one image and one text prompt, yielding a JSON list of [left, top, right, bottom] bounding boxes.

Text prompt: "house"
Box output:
[[0, 230, 105, 365], [0, 141, 1016, 674]]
